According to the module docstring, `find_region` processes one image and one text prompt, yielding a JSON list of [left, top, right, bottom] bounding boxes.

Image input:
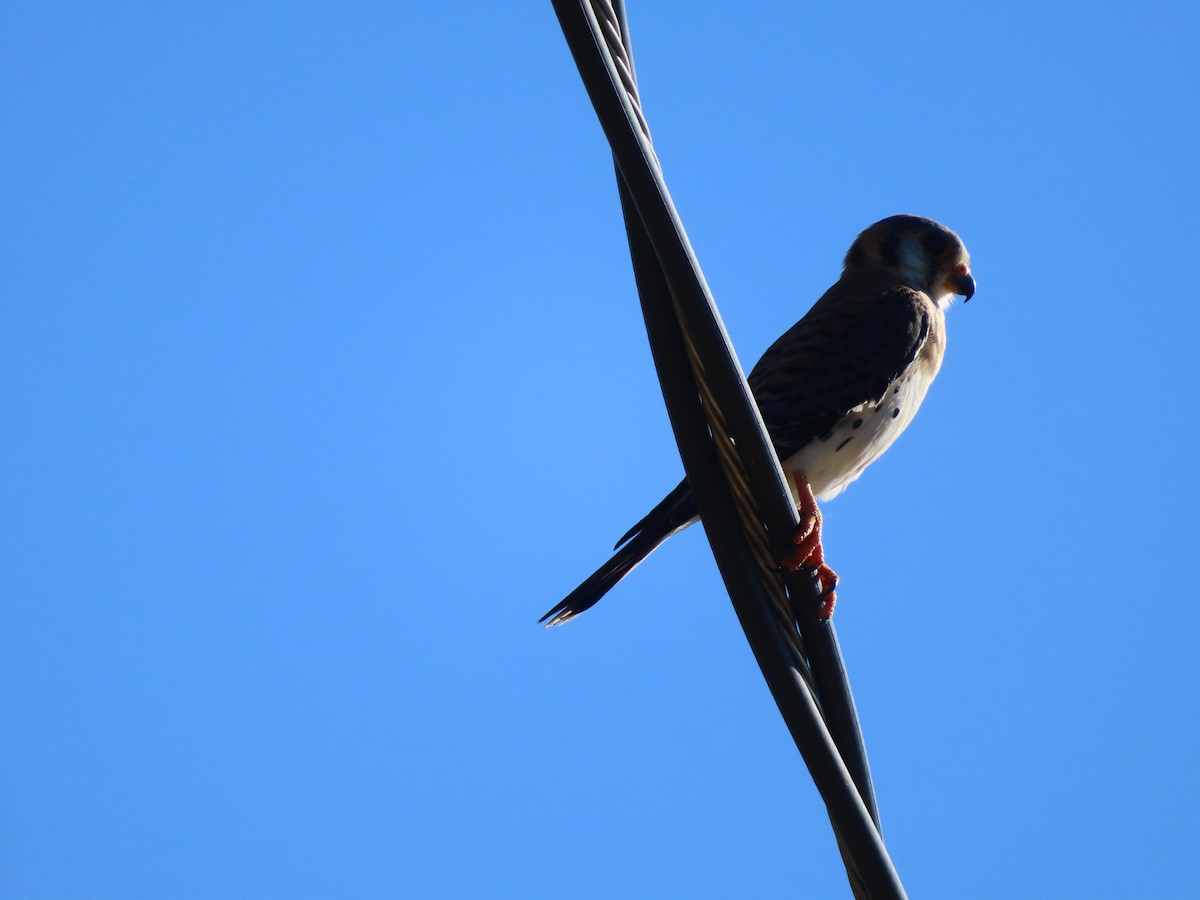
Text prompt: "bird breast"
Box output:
[[787, 311, 946, 502]]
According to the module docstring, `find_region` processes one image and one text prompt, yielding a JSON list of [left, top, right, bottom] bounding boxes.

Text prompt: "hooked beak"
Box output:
[[950, 269, 976, 302]]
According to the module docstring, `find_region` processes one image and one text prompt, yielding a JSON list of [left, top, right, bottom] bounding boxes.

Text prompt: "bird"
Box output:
[[540, 214, 975, 627]]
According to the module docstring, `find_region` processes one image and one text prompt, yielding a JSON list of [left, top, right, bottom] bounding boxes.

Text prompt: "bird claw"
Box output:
[[780, 473, 839, 620], [814, 563, 838, 619]]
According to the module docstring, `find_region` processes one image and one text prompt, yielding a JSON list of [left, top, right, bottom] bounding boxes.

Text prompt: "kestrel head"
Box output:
[[844, 215, 975, 307]]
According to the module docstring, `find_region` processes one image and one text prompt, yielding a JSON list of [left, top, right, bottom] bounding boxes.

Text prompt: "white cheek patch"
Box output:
[[897, 239, 928, 290], [933, 290, 957, 311]]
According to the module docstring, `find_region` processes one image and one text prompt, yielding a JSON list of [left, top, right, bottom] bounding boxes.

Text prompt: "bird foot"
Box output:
[[780, 474, 839, 620], [783, 548, 839, 619]]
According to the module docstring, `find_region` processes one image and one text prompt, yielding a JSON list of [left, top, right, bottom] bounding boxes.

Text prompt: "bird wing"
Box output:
[[748, 273, 933, 462]]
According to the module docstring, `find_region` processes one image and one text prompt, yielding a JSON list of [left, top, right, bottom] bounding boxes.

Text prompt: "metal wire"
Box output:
[[592, 0, 651, 142], [680, 326, 813, 672], [550, 1, 905, 895]]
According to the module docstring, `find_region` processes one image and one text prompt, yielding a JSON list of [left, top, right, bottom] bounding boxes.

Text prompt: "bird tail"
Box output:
[[540, 480, 697, 627]]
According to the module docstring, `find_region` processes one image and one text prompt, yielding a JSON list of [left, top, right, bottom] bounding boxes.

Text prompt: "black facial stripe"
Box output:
[[923, 231, 949, 256], [880, 232, 901, 268]]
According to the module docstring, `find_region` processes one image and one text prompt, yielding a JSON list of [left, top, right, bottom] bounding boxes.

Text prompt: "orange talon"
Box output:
[[781, 472, 839, 619], [815, 563, 838, 619]]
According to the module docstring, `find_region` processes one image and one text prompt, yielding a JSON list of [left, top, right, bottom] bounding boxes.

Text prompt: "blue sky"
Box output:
[[4, 2, 1199, 897]]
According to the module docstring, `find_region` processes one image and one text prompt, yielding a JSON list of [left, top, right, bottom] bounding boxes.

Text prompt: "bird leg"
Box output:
[[781, 473, 839, 619]]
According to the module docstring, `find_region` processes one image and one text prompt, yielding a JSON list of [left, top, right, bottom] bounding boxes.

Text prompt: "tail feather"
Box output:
[[612, 479, 694, 550], [540, 479, 698, 627], [539, 531, 665, 626]]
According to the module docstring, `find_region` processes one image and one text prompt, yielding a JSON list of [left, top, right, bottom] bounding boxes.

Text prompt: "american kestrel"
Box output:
[[541, 214, 975, 626]]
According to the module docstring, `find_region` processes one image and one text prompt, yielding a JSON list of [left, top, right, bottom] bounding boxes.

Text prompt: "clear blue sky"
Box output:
[[4, 3, 1198, 897]]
